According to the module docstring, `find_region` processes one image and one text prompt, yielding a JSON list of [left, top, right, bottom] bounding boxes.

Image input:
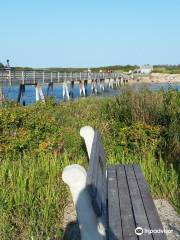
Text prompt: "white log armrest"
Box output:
[[62, 126, 105, 239], [62, 164, 104, 240], [80, 126, 95, 159]]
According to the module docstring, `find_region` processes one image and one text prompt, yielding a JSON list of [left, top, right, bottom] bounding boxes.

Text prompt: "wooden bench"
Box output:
[[80, 127, 167, 240], [81, 126, 166, 240]]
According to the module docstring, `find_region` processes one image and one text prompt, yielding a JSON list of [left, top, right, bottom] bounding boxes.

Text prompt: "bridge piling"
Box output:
[[109, 78, 114, 89], [79, 80, 85, 96], [99, 79, 105, 92], [62, 72, 70, 100], [62, 82, 70, 100], [0, 87, 5, 104], [47, 82, 54, 96], [17, 84, 26, 106], [35, 84, 45, 102], [69, 80, 75, 98], [91, 79, 97, 94]]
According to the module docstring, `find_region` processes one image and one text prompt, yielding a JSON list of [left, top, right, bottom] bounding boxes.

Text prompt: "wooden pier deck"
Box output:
[[0, 69, 128, 86]]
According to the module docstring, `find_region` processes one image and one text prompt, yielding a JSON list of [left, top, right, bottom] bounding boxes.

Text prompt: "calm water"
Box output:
[[2, 82, 180, 105]]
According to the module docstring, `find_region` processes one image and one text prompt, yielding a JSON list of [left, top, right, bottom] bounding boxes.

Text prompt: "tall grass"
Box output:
[[104, 88, 180, 166], [0, 152, 79, 240]]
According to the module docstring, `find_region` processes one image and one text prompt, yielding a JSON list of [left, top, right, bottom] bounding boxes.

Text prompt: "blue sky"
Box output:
[[0, 0, 180, 67]]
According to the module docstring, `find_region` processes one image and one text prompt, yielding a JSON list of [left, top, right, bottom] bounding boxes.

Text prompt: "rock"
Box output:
[[154, 199, 180, 240]]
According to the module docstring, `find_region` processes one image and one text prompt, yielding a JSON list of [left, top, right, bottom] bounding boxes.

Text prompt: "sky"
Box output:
[[0, 0, 180, 67]]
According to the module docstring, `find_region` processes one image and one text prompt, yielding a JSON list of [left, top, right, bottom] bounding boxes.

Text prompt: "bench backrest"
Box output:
[[86, 130, 107, 222]]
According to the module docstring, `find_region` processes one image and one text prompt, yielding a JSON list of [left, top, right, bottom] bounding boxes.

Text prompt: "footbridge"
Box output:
[[0, 69, 130, 104]]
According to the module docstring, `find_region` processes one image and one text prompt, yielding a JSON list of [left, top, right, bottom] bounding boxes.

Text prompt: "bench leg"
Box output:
[[62, 164, 104, 240]]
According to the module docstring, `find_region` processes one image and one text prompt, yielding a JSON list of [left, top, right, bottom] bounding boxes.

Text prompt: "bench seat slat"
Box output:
[[125, 165, 153, 240], [108, 166, 123, 240], [133, 164, 167, 240], [117, 165, 138, 240]]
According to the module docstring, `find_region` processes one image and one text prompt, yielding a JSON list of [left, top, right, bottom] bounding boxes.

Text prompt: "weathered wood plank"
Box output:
[[125, 164, 153, 240], [117, 165, 138, 240], [87, 131, 99, 198], [95, 132, 107, 224], [93, 157, 103, 217], [107, 165, 123, 240], [87, 131, 107, 219], [133, 164, 167, 240]]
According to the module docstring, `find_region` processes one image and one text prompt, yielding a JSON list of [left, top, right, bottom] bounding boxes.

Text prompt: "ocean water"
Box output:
[[2, 82, 180, 105]]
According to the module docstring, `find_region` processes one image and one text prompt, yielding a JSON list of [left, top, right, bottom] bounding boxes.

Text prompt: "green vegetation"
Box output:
[[0, 63, 4, 68], [0, 89, 179, 239], [12, 64, 180, 74], [12, 65, 138, 73], [153, 65, 180, 74]]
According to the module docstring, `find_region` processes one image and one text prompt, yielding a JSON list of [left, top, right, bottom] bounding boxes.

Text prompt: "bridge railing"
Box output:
[[0, 70, 126, 86]]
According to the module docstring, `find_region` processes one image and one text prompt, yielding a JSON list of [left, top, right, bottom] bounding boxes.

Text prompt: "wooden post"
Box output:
[[8, 70, 11, 85], [0, 87, 5, 104], [42, 72, 45, 83], [80, 80, 85, 96], [39, 85, 45, 102], [115, 77, 118, 88], [62, 82, 70, 100], [51, 72, 53, 82], [120, 76, 123, 86], [62, 72, 68, 100], [58, 72, 60, 83], [35, 84, 40, 101], [79, 80, 82, 96], [109, 78, 114, 89], [100, 78, 105, 92], [17, 84, 25, 105], [33, 71, 36, 84], [13, 71, 16, 83], [84, 79, 88, 96], [69, 80, 74, 98], [123, 77, 126, 85], [91, 79, 97, 94], [116, 77, 120, 88], [35, 83, 45, 102], [17, 85, 22, 103], [22, 71, 25, 84], [74, 72, 77, 81], [47, 82, 53, 96]]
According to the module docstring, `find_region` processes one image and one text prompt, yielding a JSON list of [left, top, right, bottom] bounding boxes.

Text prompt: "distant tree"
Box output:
[[0, 62, 4, 68]]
